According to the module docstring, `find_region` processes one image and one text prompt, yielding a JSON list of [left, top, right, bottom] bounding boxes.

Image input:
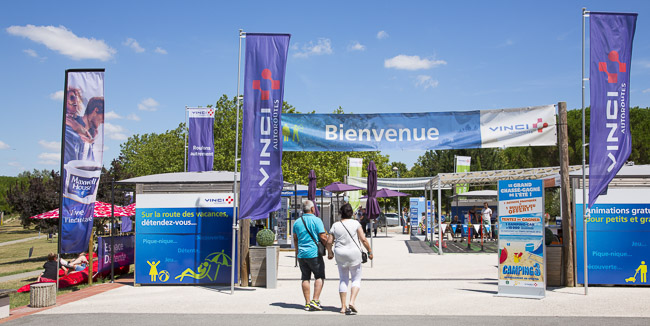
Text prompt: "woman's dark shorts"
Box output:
[[298, 256, 326, 281]]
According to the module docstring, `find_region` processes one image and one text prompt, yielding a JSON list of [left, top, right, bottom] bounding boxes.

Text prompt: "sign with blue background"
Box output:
[[409, 197, 425, 235], [135, 193, 236, 284], [575, 188, 650, 285], [497, 180, 545, 299]]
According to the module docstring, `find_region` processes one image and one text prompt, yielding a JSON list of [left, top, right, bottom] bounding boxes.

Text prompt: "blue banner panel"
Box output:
[[61, 70, 104, 253], [575, 191, 650, 285], [589, 12, 637, 207], [135, 193, 237, 285], [188, 108, 215, 172], [135, 234, 235, 284], [239, 33, 291, 220], [98, 235, 134, 274]]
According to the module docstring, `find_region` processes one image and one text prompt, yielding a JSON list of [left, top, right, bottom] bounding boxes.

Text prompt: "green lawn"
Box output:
[[0, 237, 57, 277], [0, 217, 44, 243]]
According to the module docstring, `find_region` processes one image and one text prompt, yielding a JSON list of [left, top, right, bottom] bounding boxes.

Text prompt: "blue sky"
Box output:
[[1, 1, 650, 177]]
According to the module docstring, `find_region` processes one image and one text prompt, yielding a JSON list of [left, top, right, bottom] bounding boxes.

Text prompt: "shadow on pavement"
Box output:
[[458, 288, 498, 295], [269, 302, 340, 313]]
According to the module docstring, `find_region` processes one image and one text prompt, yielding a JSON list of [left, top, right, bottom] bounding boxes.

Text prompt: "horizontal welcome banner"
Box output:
[[282, 105, 556, 151]]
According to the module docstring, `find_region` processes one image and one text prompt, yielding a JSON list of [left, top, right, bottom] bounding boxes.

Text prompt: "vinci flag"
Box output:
[[239, 34, 290, 220], [455, 156, 471, 194], [589, 12, 637, 208], [61, 70, 105, 253], [188, 108, 215, 172]]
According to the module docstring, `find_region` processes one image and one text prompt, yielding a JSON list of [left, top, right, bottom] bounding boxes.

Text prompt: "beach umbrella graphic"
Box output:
[[206, 250, 232, 281]]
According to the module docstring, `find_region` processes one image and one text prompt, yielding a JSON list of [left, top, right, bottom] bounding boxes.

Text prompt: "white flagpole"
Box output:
[[231, 29, 245, 295], [582, 7, 590, 295]]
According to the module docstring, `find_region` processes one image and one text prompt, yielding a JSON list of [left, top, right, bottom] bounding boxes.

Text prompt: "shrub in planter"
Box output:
[[256, 228, 275, 246]]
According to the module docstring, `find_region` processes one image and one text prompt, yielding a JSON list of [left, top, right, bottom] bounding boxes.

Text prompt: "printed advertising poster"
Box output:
[[409, 197, 425, 235], [98, 235, 134, 274], [135, 193, 236, 285], [575, 188, 650, 285], [497, 180, 545, 299]]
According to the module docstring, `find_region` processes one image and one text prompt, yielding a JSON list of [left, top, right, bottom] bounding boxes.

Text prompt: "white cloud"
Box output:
[[127, 113, 141, 121], [104, 122, 129, 140], [414, 75, 439, 89], [293, 38, 333, 58], [0, 141, 9, 150], [154, 47, 167, 55], [643, 88, 650, 93], [384, 55, 447, 71], [50, 90, 64, 101], [498, 39, 515, 47], [138, 98, 159, 111], [6, 25, 115, 61], [8, 161, 24, 170], [38, 140, 60, 151], [38, 152, 60, 164], [23, 49, 38, 57], [124, 38, 145, 53], [377, 31, 389, 40], [348, 41, 366, 51], [105, 110, 123, 120]]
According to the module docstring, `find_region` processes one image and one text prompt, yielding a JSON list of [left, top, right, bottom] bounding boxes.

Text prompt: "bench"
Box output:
[[0, 289, 17, 319]]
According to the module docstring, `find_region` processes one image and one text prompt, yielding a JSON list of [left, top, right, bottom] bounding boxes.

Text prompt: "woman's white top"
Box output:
[[330, 219, 363, 267]]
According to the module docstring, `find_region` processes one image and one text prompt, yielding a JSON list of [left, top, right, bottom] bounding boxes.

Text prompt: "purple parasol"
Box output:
[[365, 161, 381, 220], [322, 181, 364, 193], [308, 169, 320, 217], [361, 188, 409, 199]]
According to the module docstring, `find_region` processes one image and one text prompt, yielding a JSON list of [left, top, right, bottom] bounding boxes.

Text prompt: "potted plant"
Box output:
[[249, 228, 279, 288]]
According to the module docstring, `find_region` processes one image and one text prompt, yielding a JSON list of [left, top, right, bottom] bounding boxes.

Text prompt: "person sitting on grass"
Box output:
[[37, 253, 60, 282], [66, 252, 89, 272]]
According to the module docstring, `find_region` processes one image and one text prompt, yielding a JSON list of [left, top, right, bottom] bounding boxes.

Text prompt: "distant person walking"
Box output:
[[481, 202, 492, 240], [327, 203, 373, 315], [293, 200, 333, 311]]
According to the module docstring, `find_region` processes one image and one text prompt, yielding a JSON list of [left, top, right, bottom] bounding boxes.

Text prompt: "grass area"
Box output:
[[0, 217, 44, 243], [0, 237, 57, 276], [0, 272, 119, 309]]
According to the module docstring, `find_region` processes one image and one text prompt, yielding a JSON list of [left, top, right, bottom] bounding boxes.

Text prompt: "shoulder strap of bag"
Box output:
[[341, 221, 363, 254], [301, 216, 321, 246]]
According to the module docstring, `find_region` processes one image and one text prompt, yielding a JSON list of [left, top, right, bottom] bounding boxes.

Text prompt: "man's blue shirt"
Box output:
[[293, 213, 325, 258]]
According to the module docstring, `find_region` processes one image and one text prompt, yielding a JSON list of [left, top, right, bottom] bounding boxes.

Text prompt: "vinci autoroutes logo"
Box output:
[[204, 196, 234, 205]]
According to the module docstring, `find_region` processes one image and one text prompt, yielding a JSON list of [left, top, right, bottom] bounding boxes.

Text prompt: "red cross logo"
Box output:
[[598, 51, 626, 84], [533, 118, 548, 133], [225, 196, 234, 204], [252, 69, 280, 100]]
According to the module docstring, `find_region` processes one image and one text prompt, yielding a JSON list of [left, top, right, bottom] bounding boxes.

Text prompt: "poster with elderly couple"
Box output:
[[60, 69, 105, 253]]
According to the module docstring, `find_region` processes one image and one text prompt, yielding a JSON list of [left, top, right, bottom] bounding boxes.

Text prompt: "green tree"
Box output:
[[4, 170, 60, 231]]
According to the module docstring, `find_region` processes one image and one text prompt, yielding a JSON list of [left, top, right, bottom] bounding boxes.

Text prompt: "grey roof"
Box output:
[[117, 171, 240, 184], [427, 165, 583, 188], [569, 164, 650, 188], [450, 190, 498, 199]]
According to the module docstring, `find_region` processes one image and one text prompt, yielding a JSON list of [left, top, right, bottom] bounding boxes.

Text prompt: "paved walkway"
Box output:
[[0, 235, 44, 247], [0, 270, 42, 284], [2, 227, 649, 324]]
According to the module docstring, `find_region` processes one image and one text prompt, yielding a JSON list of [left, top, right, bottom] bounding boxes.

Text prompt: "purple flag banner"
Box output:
[[239, 34, 290, 220], [188, 108, 215, 172], [60, 70, 105, 253], [589, 12, 637, 208], [98, 235, 134, 274]]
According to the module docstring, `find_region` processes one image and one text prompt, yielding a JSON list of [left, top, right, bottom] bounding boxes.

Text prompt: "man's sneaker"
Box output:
[[309, 300, 322, 311], [304, 303, 311, 311]]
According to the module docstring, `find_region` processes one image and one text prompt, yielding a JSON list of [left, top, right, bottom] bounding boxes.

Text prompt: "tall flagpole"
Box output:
[[231, 29, 245, 295], [184, 106, 188, 172], [582, 7, 589, 295]]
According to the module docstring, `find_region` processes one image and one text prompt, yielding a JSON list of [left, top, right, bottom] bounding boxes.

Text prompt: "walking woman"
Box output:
[[327, 203, 373, 315]]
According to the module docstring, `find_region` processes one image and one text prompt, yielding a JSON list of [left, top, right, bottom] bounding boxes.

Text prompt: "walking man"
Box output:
[[481, 202, 493, 241], [293, 200, 333, 311]]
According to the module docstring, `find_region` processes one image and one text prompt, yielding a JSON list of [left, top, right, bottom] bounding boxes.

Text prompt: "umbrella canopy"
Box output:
[[30, 201, 130, 219], [122, 203, 136, 216], [307, 169, 320, 217], [322, 181, 364, 193], [365, 161, 381, 220], [361, 187, 409, 199]]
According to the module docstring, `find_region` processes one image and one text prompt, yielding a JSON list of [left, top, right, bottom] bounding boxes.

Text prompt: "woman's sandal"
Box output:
[[348, 304, 358, 314]]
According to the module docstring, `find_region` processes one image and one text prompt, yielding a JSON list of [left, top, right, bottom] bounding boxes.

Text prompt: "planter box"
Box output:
[[546, 245, 563, 287], [249, 246, 279, 288]]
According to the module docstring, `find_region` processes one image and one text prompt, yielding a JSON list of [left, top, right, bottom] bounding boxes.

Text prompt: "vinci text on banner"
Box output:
[[60, 70, 105, 253], [589, 12, 637, 208], [282, 105, 556, 151], [239, 34, 291, 220], [188, 108, 215, 172]]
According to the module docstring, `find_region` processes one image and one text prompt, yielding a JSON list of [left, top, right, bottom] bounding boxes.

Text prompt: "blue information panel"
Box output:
[[575, 189, 650, 285], [135, 193, 237, 285], [497, 180, 545, 299], [409, 197, 425, 235]]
